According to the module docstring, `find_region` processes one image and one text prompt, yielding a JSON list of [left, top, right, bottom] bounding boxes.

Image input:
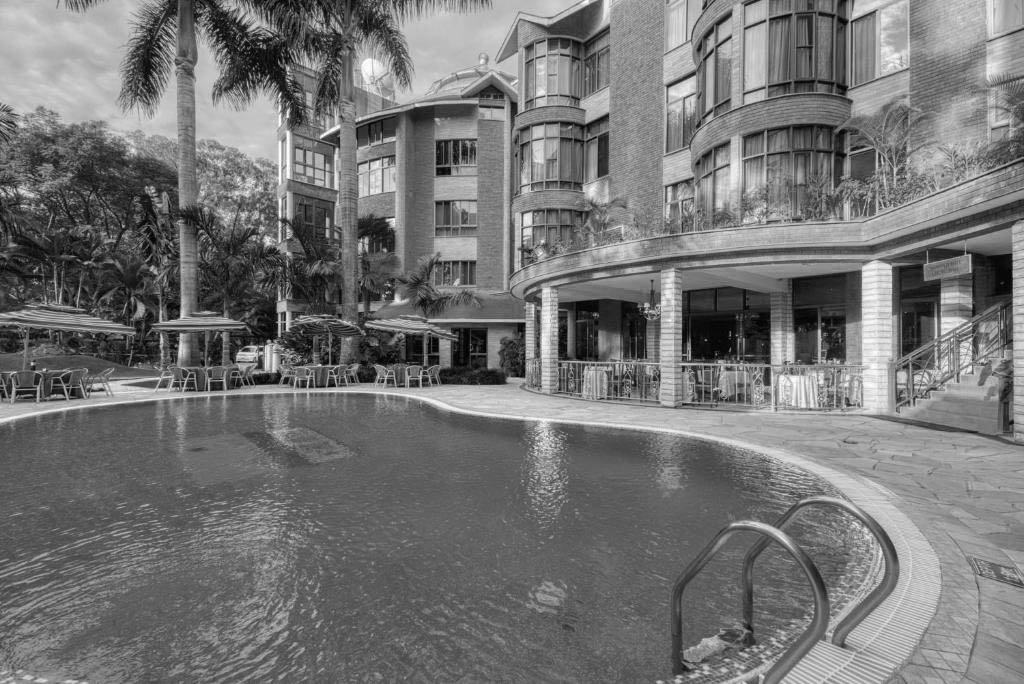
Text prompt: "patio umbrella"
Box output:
[[152, 311, 249, 366], [289, 314, 363, 365], [365, 314, 458, 363], [0, 303, 136, 369]]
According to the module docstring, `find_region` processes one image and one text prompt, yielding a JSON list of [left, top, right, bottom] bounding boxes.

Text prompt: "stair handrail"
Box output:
[[893, 299, 1012, 410], [740, 496, 900, 648], [670, 520, 830, 683]]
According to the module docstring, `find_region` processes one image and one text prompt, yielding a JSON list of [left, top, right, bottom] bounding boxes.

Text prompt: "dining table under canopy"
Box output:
[[0, 303, 136, 369], [365, 314, 458, 362], [152, 311, 249, 366], [288, 314, 363, 365]]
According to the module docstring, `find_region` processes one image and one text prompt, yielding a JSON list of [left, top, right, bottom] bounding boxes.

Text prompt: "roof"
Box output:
[[373, 292, 524, 324], [496, 0, 609, 62]]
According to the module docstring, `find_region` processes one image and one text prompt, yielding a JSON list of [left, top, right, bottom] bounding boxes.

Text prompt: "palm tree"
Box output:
[[191, 206, 284, 364], [61, 0, 308, 365], [0, 103, 17, 144], [96, 254, 156, 367], [395, 252, 479, 362], [577, 195, 628, 247], [986, 73, 1024, 163], [300, 0, 492, 355], [279, 217, 346, 316], [357, 214, 398, 315]]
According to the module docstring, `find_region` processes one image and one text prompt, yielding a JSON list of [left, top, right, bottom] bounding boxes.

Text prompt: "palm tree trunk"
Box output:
[[175, 0, 199, 366], [158, 292, 170, 368], [336, 1, 358, 363], [222, 302, 232, 366]]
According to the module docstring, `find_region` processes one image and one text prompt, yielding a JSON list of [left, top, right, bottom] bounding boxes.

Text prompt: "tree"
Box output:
[[191, 206, 284, 363], [62, 0, 308, 365], [0, 103, 17, 144], [395, 252, 479, 361], [279, 217, 346, 316], [96, 254, 155, 366], [357, 214, 398, 315], [300, 0, 492, 357], [577, 195, 628, 247]]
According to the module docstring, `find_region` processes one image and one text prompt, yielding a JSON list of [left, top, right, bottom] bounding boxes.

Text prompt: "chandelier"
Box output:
[[639, 279, 661, 321]]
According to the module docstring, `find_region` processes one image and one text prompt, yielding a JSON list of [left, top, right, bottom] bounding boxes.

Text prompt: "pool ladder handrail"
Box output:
[[742, 495, 900, 648], [670, 520, 830, 682]]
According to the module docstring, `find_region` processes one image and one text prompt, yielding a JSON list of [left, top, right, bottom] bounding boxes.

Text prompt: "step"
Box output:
[[913, 396, 1000, 418], [900, 406, 1002, 434]]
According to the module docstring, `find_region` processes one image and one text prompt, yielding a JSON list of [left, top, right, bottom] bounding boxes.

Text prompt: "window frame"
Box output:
[[666, 76, 698, 153], [434, 200, 479, 237], [584, 117, 610, 182], [293, 145, 335, 189], [666, 0, 689, 51], [991, 0, 1024, 34], [850, 0, 908, 87], [357, 118, 397, 147], [522, 37, 583, 110], [433, 260, 477, 287], [518, 123, 585, 192], [696, 17, 733, 125], [435, 139, 478, 176], [357, 156, 396, 197], [665, 179, 695, 224], [583, 31, 610, 96]]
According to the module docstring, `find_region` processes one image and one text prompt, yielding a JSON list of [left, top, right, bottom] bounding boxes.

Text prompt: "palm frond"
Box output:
[[386, 0, 492, 22], [356, 5, 413, 89], [0, 103, 18, 144], [118, 0, 177, 116], [58, 0, 109, 11]]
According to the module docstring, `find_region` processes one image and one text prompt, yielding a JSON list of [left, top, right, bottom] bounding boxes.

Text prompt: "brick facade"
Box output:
[[861, 261, 895, 412], [540, 287, 560, 393], [659, 268, 685, 406], [770, 283, 794, 365]]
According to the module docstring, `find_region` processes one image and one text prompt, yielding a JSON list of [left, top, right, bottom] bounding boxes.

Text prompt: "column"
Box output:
[[861, 260, 895, 412], [524, 301, 538, 362], [540, 287, 559, 394], [659, 268, 685, 407], [940, 273, 973, 334], [1012, 221, 1024, 442], [770, 281, 794, 366]]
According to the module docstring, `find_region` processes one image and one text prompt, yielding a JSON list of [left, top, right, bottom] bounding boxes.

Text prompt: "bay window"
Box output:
[[850, 0, 907, 86], [523, 38, 583, 110], [521, 209, 585, 252], [518, 123, 584, 191], [696, 143, 731, 219], [696, 17, 732, 123]]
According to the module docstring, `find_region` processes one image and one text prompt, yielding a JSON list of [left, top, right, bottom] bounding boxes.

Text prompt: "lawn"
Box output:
[[0, 353, 161, 378]]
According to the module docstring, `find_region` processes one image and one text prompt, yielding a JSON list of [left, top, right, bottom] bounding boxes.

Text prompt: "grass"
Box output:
[[0, 353, 161, 378]]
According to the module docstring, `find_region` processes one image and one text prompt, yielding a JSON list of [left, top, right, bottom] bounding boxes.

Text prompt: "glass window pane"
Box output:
[[768, 17, 791, 83], [851, 13, 875, 85], [767, 128, 789, 152], [879, 0, 908, 74], [745, 24, 767, 91], [816, 15, 833, 80], [746, 0, 767, 24]]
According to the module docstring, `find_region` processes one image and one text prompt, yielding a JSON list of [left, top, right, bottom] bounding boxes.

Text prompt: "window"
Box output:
[[583, 31, 610, 95], [523, 38, 583, 110], [453, 328, 487, 368], [294, 199, 333, 238], [696, 143, 730, 218], [435, 201, 478, 236], [741, 126, 844, 221], [517, 123, 584, 192], [520, 209, 584, 255], [666, 77, 697, 152], [742, 0, 848, 104], [293, 146, 334, 188], [850, 0, 907, 86], [665, 180, 694, 224], [303, 91, 330, 129], [436, 139, 477, 176], [357, 156, 395, 197], [434, 261, 476, 287], [666, 0, 688, 50], [992, 0, 1024, 33], [358, 217, 395, 254], [696, 17, 732, 123], [356, 118, 397, 147], [585, 118, 609, 182]]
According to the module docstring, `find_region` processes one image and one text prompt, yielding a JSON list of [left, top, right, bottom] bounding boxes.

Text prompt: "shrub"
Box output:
[[499, 336, 525, 377], [438, 366, 507, 385]]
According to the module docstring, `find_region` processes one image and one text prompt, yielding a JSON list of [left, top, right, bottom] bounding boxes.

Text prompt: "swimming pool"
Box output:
[[0, 393, 875, 682]]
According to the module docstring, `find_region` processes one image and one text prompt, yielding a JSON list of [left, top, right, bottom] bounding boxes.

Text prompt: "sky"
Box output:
[[0, 0, 570, 160]]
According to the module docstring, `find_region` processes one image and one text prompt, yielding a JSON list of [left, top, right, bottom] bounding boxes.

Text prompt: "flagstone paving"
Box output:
[[3, 378, 1022, 683]]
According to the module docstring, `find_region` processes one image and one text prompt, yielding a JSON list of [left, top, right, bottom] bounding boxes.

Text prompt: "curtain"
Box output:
[[768, 17, 790, 84], [851, 13, 875, 86], [745, 24, 767, 92]]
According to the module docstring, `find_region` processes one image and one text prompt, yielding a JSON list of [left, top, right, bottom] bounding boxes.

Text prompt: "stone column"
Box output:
[[940, 273, 973, 334], [524, 301, 538, 362], [540, 287, 559, 394], [659, 269, 685, 407], [861, 261, 895, 412], [1012, 221, 1024, 442], [770, 281, 795, 365]]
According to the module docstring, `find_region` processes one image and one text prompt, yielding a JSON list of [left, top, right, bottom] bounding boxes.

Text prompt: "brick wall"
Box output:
[[404, 109, 436, 268], [477, 117, 506, 289], [610, 0, 663, 230]]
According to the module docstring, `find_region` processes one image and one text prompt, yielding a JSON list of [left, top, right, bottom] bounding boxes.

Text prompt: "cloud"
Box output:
[[0, 0, 570, 159]]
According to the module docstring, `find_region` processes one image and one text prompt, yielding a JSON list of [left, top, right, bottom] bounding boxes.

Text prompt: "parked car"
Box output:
[[235, 345, 262, 366]]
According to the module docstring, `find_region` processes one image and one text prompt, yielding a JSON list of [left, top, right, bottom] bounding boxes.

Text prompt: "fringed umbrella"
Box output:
[[0, 303, 136, 369], [152, 311, 249, 366], [365, 314, 458, 363], [289, 315, 363, 365]]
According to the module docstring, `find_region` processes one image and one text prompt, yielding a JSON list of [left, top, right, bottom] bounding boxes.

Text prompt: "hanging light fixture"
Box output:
[[639, 279, 661, 321]]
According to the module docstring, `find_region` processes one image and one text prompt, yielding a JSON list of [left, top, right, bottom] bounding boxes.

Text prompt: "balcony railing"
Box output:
[[545, 361, 863, 410]]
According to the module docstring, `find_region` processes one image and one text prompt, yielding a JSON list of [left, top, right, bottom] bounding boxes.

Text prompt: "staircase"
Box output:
[[893, 300, 1012, 434], [898, 363, 1009, 434]]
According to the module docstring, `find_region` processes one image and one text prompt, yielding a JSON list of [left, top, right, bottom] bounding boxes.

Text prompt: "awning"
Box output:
[[151, 311, 249, 333], [365, 314, 458, 341]]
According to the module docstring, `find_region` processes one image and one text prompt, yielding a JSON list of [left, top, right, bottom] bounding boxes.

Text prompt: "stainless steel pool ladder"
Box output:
[[670, 496, 900, 683]]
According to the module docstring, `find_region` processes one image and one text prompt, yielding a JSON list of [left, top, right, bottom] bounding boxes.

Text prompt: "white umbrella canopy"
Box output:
[[152, 311, 249, 366], [288, 315, 363, 365], [0, 303, 136, 369], [365, 314, 458, 341]]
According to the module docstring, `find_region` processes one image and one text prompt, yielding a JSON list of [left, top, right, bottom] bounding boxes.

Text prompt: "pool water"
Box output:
[[0, 394, 875, 682]]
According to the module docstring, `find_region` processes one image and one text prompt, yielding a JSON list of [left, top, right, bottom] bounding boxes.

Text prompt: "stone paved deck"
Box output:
[[2, 378, 1022, 684]]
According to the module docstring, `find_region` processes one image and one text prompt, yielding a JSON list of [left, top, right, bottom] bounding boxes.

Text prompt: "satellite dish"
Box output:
[[361, 58, 388, 84]]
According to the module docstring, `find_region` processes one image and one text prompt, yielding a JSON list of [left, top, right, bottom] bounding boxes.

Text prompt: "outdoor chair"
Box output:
[[49, 369, 74, 400], [232, 365, 255, 388], [169, 366, 197, 392], [324, 365, 346, 387], [344, 363, 361, 384], [0, 373, 9, 402], [426, 365, 442, 386], [278, 365, 296, 385], [227, 365, 243, 388], [10, 370, 44, 404], [206, 366, 230, 391], [292, 366, 316, 389], [405, 365, 428, 388], [154, 365, 176, 392], [68, 367, 90, 398], [89, 368, 116, 397], [373, 364, 397, 386]]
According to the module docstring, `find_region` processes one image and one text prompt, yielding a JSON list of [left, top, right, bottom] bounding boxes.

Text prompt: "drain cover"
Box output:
[[969, 557, 1024, 588]]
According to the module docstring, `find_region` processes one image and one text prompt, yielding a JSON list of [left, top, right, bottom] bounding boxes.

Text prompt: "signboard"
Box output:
[[923, 254, 972, 281], [969, 557, 1024, 588]]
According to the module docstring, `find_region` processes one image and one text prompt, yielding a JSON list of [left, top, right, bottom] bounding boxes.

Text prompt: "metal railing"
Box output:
[[893, 300, 1012, 410], [670, 520, 830, 682], [556, 360, 661, 403], [525, 358, 541, 390], [740, 496, 899, 649]]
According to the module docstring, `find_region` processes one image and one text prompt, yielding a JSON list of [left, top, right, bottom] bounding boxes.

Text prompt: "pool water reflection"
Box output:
[[0, 394, 874, 682]]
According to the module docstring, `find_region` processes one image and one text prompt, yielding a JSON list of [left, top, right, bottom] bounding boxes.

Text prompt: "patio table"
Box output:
[[582, 366, 609, 399], [777, 374, 819, 409], [387, 364, 408, 387]]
